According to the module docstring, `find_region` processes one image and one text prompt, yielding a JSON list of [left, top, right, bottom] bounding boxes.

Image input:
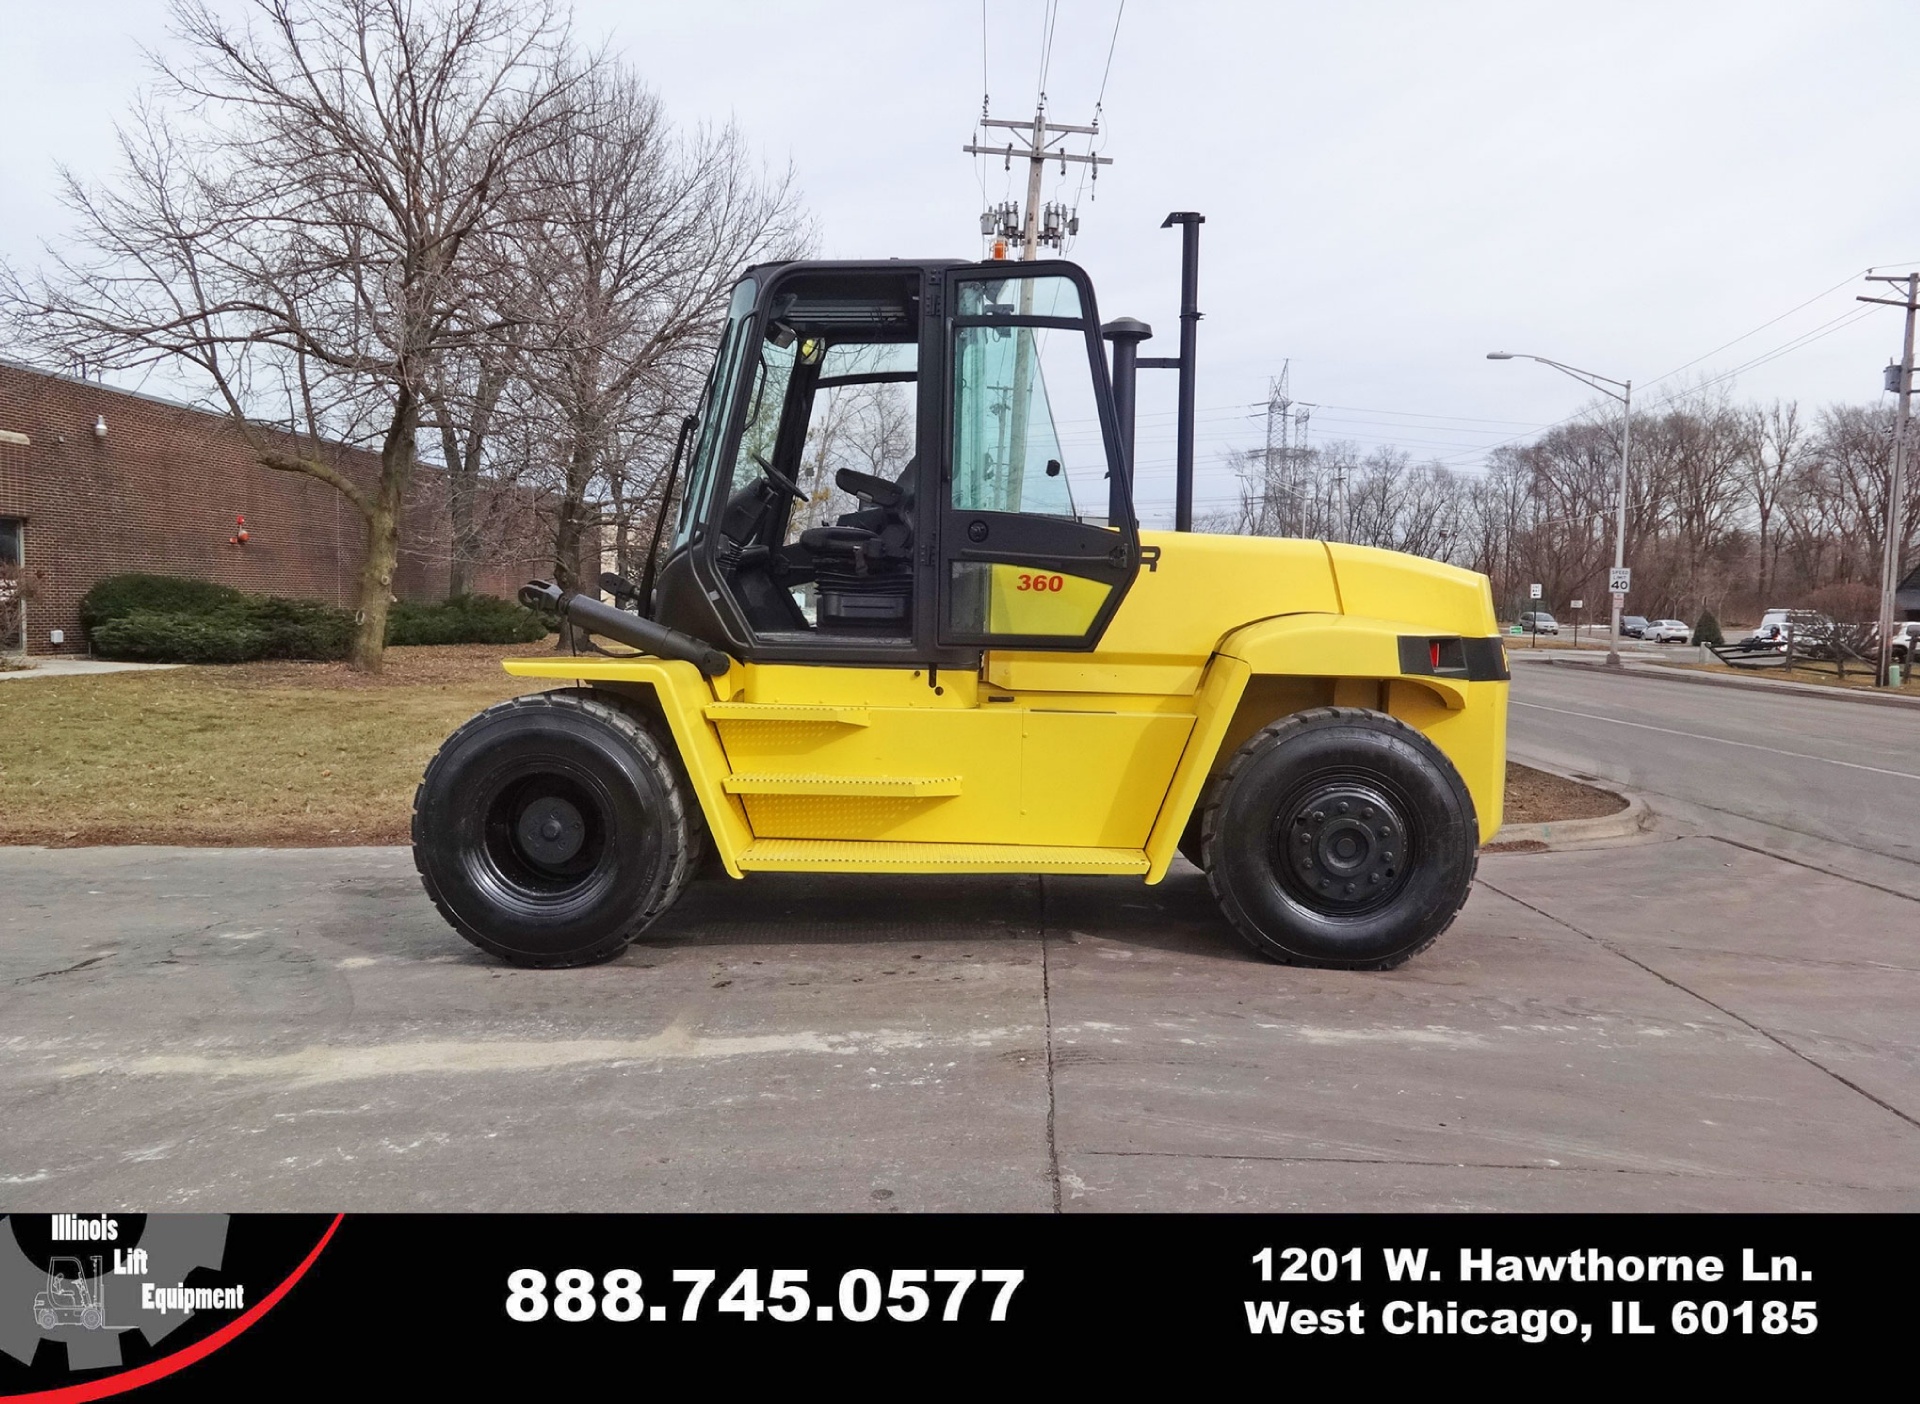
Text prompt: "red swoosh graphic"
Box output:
[[3, 1214, 345, 1404]]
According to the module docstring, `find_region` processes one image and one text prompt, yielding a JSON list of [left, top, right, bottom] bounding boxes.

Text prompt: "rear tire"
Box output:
[[1201, 707, 1478, 970], [412, 689, 692, 967]]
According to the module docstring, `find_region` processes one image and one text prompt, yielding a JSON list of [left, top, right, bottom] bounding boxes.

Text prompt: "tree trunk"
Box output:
[[352, 496, 401, 671], [440, 417, 477, 600], [350, 394, 419, 672], [552, 431, 597, 594]]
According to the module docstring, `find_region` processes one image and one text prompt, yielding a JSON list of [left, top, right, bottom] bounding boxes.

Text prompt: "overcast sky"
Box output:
[[4, 1, 1918, 525]]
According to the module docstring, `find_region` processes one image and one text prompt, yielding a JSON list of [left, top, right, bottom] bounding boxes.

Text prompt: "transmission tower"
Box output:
[[1263, 366, 1292, 535]]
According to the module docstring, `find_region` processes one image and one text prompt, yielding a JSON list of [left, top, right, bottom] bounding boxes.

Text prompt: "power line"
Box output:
[[1036, 0, 1060, 102], [1643, 269, 1877, 392], [1094, 1, 1124, 109], [980, 0, 990, 104]]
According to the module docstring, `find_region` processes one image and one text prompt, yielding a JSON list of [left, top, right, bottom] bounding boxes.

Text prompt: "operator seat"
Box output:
[[802, 459, 916, 630]]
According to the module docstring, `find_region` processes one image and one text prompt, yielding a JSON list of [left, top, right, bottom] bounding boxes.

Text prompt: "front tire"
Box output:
[[412, 690, 693, 967], [1201, 707, 1478, 969]]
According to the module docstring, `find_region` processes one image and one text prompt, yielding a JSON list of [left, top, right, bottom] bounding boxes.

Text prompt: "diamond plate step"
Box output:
[[723, 774, 963, 796]]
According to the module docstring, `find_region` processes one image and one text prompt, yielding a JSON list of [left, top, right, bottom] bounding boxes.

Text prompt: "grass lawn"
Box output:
[[1, 647, 1619, 848], [0, 644, 542, 846]]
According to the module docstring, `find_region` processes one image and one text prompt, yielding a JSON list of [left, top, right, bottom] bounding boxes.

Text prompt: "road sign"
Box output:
[[1529, 583, 1542, 600], [1570, 598, 1584, 610], [1611, 591, 1625, 605], [1607, 567, 1631, 594]]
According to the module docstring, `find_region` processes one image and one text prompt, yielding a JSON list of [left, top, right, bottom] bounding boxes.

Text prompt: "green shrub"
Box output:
[[91, 609, 272, 664], [80, 573, 246, 631], [91, 596, 355, 663], [386, 594, 550, 646], [81, 573, 544, 663], [1693, 610, 1724, 648], [245, 596, 357, 659]]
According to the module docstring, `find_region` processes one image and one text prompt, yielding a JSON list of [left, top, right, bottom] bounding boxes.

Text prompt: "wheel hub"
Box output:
[[1278, 782, 1407, 909], [514, 795, 587, 869]]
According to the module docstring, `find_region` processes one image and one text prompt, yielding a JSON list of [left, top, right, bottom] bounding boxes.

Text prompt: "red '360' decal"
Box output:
[[1014, 573, 1065, 592]]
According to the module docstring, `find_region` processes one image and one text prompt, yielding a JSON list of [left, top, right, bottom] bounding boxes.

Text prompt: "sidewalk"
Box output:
[[0, 658, 181, 681], [1514, 648, 1920, 711]]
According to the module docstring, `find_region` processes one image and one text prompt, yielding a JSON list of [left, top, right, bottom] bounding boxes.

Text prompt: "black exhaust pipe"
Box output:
[[518, 581, 733, 677]]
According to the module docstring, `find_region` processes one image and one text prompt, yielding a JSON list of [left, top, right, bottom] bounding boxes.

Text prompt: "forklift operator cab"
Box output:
[[414, 252, 1510, 977], [650, 261, 1137, 664]]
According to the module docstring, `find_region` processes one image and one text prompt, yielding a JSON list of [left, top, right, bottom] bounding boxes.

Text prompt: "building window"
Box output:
[[0, 519, 21, 653]]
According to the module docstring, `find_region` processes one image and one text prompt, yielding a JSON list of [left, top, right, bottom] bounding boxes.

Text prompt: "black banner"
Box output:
[[0, 1212, 1907, 1395]]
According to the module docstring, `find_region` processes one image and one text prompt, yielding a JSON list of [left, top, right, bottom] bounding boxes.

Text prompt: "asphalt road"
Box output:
[[1508, 660, 1920, 885]]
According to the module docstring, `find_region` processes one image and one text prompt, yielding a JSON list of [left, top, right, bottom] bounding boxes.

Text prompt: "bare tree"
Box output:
[[1740, 400, 1802, 606], [512, 64, 807, 595], [4, 0, 575, 669]]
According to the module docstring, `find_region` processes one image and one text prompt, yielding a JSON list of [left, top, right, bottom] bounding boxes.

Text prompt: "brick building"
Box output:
[[0, 361, 557, 654]]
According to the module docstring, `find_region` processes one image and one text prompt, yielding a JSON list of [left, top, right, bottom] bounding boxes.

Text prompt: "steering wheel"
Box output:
[[752, 452, 805, 501]]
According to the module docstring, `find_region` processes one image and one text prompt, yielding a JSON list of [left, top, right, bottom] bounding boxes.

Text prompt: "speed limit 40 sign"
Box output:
[[1607, 567, 1631, 594]]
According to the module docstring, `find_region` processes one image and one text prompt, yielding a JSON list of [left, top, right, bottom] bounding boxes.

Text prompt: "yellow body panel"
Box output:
[[736, 839, 1149, 875], [500, 530, 1508, 877]]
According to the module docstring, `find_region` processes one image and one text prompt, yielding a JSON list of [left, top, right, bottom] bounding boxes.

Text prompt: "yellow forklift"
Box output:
[[414, 223, 1508, 970]]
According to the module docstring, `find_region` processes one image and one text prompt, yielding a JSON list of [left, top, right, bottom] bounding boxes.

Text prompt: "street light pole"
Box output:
[[1613, 378, 1631, 668], [1487, 352, 1633, 667]]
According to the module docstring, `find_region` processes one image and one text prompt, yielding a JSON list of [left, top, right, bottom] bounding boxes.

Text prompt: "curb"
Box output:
[[1524, 652, 1920, 712], [1487, 761, 1651, 850]]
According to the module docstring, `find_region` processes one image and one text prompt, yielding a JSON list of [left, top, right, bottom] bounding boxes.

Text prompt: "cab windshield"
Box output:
[[675, 278, 759, 545]]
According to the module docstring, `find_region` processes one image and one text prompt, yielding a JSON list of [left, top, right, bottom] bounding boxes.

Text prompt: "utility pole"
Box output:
[[965, 100, 1111, 260], [1859, 272, 1918, 688], [1292, 406, 1312, 536]]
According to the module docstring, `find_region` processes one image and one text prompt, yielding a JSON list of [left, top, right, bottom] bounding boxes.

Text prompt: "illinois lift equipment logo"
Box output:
[[0, 1214, 234, 1373]]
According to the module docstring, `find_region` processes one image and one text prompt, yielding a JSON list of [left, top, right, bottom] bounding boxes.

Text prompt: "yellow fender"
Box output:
[[1220, 613, 1472, 710], [1142, 613, 1506, 880], [501, 657, 754, 877]]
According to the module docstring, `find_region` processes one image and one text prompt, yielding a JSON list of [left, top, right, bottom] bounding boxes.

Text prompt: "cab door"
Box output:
[[937, 265, 1139, 651]]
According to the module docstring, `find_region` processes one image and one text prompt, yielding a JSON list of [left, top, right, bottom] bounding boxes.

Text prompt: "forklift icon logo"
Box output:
[[32, 1257, 107, 1332]]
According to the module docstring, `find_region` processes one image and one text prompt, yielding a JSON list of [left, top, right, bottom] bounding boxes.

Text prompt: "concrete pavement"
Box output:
[[3, 833, 1915, 1212]]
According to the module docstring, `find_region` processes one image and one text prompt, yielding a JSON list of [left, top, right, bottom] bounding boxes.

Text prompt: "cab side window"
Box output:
[[945, 272, 1131, 646]]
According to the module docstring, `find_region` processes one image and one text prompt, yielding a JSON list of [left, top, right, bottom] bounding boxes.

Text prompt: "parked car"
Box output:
[[1738, 609, 1834, 651], [1642, 619, 1692, 643], [1743, 607, 1793, 644], [1518, 611, 1559, 635], [1619, 615, 1649, 638], [1887, 621, 1919, 664]]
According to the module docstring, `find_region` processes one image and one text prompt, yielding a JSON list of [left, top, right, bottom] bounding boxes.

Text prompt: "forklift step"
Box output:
[[723, 773, 963, 796], [705, 702, 871, 726], [734, 840, 1150, 875]]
